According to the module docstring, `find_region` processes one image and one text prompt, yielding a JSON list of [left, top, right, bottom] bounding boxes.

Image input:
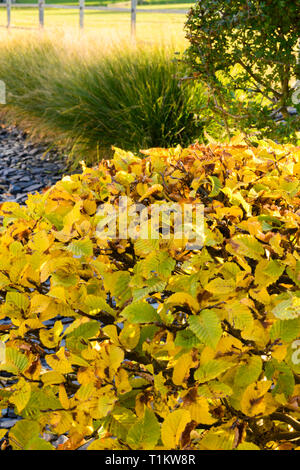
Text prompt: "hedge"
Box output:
[[0, 138, 299, 450]]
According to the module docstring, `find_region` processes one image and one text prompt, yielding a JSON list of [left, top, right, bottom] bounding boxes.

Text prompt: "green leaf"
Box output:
[[270, 318, 300, 343], [140, 252, 176, 280], [24, 388, 62, 413], [188, 310, 222, 349], [265, 359, 295, 398], [234, 356, 262, 388], [194, 359, 235, 383], [67, 239, 93, 257], [1, 348, 29, 374], [66, 320, 100, 340], [127, 408, 160, 449], [174, 329, 201, 349], [84, 295, 115, 317], [9, 420, 40, 450], [226, 302, 253, 332], [24, 437, 55, 450], [208, 176, 222, 197], [199, 428, 235, 450], [10, 378, 31, 413], [197, 381, 233, 399], [104, 406, 137, 442], [104, 271, 131, 306], [121, 301, 160, 324], [133, 279, 166, 302], [6, 292, 30, 311]]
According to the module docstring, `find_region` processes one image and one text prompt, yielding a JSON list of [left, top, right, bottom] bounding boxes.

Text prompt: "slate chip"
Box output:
[[0, 124, 81, 205]]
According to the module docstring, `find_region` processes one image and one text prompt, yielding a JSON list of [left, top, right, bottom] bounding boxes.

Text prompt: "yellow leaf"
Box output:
[[205, 278, 236, 295], [119, 323, 140, 350], [272, 344, 287, 361], [138, 184, 163, 202], [102, 325, 121, 346], [241, 320, 270, 349], [59, 384, 70, 409], [172, 353, 194, 386], [45, 347, 73, 374], [161, 409, 191, 449], [41, 371, 65, 386], [185, 397, 216, 425], [90, 387, 117, 419], [115, 369, 132, 394], [241, 381, 272, 417], [28, 230, 51, 253], [10, 378, 31, 413], [200, 428, 235, 450], [40, 321, 63, 348], [165, 292, 199, 312]]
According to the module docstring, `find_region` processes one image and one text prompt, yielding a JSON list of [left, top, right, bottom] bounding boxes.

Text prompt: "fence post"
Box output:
[[6, 0, 11, 29], [79, 0, 84, 30], [131, 0, 137, 41], [38, 0, 45, 29]]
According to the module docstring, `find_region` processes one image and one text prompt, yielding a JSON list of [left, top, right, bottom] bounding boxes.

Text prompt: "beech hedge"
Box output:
[[0, 138, 299, 450]]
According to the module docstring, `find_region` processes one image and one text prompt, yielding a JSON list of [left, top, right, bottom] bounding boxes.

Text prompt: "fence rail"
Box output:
[[0, 1, 189, 37]]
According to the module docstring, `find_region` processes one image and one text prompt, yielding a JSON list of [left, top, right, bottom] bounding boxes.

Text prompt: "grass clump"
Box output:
[[0, 37, 205, 164]]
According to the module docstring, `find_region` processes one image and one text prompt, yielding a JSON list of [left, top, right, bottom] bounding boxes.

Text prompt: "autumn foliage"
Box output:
[[0, 138, 300, 450]]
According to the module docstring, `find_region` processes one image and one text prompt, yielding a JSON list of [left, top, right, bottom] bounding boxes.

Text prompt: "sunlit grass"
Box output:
[[0, 5, 202, 165], [0, 29, 205, 165]]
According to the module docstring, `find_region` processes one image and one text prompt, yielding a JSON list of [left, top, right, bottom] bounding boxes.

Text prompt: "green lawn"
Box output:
[[0, 7, 187, 45], [13, 0, 194, 4]]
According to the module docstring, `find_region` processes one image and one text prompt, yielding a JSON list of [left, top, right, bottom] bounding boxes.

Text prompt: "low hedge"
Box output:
[[0, 139, 299, 450]]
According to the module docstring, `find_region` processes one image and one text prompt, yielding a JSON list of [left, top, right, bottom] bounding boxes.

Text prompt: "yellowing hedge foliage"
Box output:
[[0, 139, 299, 450]]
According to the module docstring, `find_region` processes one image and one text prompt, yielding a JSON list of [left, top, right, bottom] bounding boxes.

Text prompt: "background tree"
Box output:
[[183, 0, 300, 142]]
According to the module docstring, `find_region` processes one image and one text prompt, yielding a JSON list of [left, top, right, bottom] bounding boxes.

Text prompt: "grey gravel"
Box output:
[[0, 124, 81, 205]]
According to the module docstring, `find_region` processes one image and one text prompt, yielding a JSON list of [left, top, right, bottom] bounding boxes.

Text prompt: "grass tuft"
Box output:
[[0, 35, 206, 164]]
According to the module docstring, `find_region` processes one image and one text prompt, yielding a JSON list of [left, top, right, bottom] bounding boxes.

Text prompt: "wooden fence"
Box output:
[[0, 1, 188, 38]]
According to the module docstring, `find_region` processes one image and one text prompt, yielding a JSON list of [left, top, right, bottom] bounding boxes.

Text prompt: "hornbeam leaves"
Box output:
[[208, 176, 222, 197], [10, 378, 31, 413], [240, 381, 275, 417], [126, 408, 160, 449], [9, 420, 40, 450], [228, 235, 265, 260], [0, 140, 299, 449], [161, 410, 191, 448], [121, 301, 160, 324], [67, 239, 93, 258], [194, 359, 236, 383], [1, 348, 29, 374], [272, 295, 300, 320], [188, 310, 222, 349], [205, 278, 236, 296], [234, 356, 263, 388]]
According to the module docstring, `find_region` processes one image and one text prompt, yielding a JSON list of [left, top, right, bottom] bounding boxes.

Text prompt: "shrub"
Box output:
[[183, 0, 300, 143], [0, 139, 299, 450], [0, 39, 205, 164]]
